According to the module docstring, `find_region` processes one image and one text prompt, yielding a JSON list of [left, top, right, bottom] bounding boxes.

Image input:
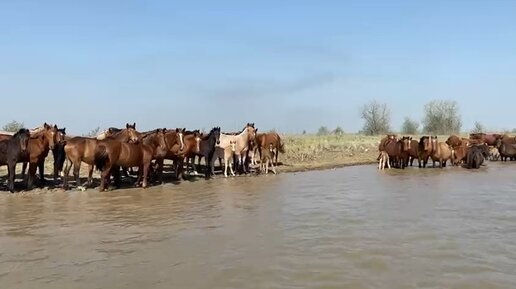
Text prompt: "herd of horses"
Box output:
[[0, 123, 285, 193], [377, 132, 516, 170]]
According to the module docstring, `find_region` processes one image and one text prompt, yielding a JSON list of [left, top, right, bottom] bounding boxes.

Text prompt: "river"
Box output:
[[1, 163, 516, 289]]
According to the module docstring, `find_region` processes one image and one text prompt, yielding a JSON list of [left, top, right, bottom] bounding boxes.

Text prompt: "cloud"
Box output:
[[197, 72, 338, 101]]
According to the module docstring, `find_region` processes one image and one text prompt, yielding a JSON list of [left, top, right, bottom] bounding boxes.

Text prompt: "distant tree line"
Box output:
[[359, 99, 467, 135]]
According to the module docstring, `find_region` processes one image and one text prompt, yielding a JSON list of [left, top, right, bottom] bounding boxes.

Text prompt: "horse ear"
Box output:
[[175, 128, 179, 133], [63, 128, 66, 133], [126, 123, 130, 129], [54, 124, 58, 129], [133, 123, 136, 128], [182, 128, 186, 133]]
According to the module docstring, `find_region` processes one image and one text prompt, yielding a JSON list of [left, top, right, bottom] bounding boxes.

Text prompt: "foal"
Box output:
[[222, 140, 237, 177], [378, 151, 391, 170], [260, 144, 277, 175]]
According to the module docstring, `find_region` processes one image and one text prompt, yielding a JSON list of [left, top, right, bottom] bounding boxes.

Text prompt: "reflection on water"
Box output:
[[1, 164, 516, 289]]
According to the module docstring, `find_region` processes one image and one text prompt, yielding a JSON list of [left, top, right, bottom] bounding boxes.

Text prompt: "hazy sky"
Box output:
[[2, 0, 516, 134]]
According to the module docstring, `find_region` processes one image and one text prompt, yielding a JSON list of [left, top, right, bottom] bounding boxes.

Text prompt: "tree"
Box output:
[[422, 100, 462, 134], [360, 100, 391, 135], [333, 126, 344, 135], [83, 127, 100, 137], [2, 120, 25, 132], [317, 126, 329, 136], [471, 121, 485, 134], [401, 117, 419, 135], [302, 130, 307, 135]]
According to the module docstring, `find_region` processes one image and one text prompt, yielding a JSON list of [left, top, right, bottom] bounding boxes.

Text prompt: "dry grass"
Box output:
[[279, 134, 380, 172]]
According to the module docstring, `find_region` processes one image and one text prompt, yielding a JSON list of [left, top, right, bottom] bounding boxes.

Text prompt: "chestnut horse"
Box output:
[[255, 131, 285, 166], [154, 128, 185, 183], [172, 130, 201, 180], [19, 123, 62, 189], [63, 123, 139, 189], [0, 129, 30, 192], [94, 129, 168, 191]]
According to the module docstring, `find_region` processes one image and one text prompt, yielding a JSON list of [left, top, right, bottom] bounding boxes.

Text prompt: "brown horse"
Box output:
[[384, 137, 410, 169], [0, 129, 31, 192], [377, 134, 397, 160], [418, 136, 436, 168], [63, 123, 139, 189], [407, 139, 420, 167], [431, 138, 453, 168], [255, 131, 285, 166], [154, 128, 185, 183], [173, 130, 201, 179], [19, 123, 62, 189], [94, 129, 168, 191]]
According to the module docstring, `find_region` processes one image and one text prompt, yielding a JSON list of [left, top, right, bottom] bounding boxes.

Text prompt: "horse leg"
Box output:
[[8, 162, 16, 193], [22, 161, 27, 183], [113, 166, 121, 188], [73, 162, 82, 187], [230, 158, 235, 176], [63, 159, 72, 189], [224, 158, 228, 178], [38, 159, 46, 187], [142, 164, 150, 188], [87, 165, 94, 187], [27, 162, 37, 190]]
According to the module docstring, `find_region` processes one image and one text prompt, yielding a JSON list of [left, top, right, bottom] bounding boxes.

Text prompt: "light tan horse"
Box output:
[[378, 151, 391, 170], [63, 123, 139, 189], [214, 123, 257, 175], [431, 137, 454, 168]]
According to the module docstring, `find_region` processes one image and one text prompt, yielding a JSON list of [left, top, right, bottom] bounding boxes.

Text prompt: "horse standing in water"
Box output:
[[214, 123, 257, 175], [63, 123, 139, 189], [154, 128, 185, 183], [0, 129, 30, 192], [94, 129, 168, 191], [192, 127, 221, 178], [172, 130, 201, 180], [19, 123, 62, 189], [430, 136, 453, 168]]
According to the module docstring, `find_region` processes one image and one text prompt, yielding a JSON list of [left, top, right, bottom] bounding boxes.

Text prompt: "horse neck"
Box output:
[[142, 134, 157, 148], [112, 131, 130, 142]]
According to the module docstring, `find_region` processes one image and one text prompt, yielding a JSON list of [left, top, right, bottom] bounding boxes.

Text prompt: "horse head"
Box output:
[[175, 128, 186, 151], [193, 130, 201, 153], [42, 123, 59, 150], [212, 127, 221, 145], [155, 128, 168, 151], [15, 128, 31, 153], [125, 123, 139, 143]]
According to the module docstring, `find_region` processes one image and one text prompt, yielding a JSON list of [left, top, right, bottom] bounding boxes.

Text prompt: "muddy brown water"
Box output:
[[1, 163, 516, 289]]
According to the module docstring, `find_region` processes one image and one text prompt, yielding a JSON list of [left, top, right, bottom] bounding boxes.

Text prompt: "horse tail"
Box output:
[[94, 144, 109, 171], [278, 137, 285, 154]]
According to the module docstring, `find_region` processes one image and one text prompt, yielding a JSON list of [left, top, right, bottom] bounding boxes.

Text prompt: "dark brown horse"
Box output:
[[63, 123, 139, 189], [94, 129, 168, 191], [255, 131, 285, 166], [0, 129, 30, 192], [418, 136, 436, 168], [192, 127, 221, 178], [19, 123, 62, 189]]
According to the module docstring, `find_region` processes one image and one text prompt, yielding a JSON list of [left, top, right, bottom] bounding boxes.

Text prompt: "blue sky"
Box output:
[[1, 0, 516, 134]]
